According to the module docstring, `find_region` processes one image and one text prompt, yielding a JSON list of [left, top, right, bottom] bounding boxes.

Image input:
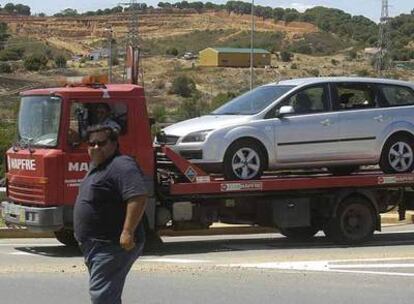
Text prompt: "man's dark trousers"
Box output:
[[80, 239, 144, 304]]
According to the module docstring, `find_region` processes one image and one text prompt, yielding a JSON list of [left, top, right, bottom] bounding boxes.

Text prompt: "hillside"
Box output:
[[1, 11, 318, 54]]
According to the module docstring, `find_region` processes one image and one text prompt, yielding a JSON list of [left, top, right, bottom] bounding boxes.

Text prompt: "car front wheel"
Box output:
[[380, 135, 414, 173], [223, 140, 265, 180]]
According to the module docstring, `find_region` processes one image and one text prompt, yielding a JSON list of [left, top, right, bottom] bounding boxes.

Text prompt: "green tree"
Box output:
[[280, 51, 293, 62], [170, 76, 196, 97], [24, 53, 48, 71], [56, 8, 78, 17]]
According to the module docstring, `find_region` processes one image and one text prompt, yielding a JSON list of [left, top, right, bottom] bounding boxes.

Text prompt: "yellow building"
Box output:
[[199, 47, 271, 67]]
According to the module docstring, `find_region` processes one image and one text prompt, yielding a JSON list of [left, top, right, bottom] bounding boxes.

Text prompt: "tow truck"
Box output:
[[2, 76, 414, 247]]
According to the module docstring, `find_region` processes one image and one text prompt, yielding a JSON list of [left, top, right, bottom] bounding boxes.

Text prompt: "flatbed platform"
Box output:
[[168, 171, 414, 196]]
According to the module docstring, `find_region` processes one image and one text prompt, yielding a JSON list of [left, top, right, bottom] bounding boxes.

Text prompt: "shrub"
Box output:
[[176, 92, 210, 119], [290, 63, 298, 69], [170, 76, 196, 97], [0, 47, 25, 61], [210, 92, 237, 111], [307, 69, 320, 77], [166, 47, 179, 56], [54, 54, 67, 68], [0, 62, 12, 73], [24, 54, 48, 71], [151, 104, 167, 123], [346, 50, 358, 61], [280, 51, 293, 62], [331, 59, 339, 65]]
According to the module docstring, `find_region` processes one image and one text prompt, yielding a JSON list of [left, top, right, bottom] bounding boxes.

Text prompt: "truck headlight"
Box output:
[[182, 130, 212, 143]]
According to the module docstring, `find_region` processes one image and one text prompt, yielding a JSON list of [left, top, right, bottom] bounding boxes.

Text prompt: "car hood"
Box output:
[[162, 115, 252, 137]]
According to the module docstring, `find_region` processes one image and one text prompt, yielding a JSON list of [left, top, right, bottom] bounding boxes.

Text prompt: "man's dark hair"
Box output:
[[87, 124, 119, 142]]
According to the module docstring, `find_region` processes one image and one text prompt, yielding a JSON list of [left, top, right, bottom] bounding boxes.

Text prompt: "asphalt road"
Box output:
[[1, 225, 414, 304]]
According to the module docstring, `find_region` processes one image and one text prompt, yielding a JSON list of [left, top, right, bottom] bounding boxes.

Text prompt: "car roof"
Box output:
[[267, 77, 414, 87]]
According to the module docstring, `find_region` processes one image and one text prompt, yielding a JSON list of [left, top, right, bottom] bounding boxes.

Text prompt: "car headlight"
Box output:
[[182, 130, 213, 143]]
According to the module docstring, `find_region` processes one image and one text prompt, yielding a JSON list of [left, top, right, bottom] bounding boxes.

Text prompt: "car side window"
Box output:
[[379, 85, 414, 106], [335, 83, 376, 110], [280, 86, 328, 115]]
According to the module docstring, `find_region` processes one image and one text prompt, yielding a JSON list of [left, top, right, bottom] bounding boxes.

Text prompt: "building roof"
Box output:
[[207, 47, 270, 54]]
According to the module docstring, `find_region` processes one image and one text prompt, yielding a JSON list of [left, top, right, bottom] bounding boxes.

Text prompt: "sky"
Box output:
[[2, 0, 413, 22]]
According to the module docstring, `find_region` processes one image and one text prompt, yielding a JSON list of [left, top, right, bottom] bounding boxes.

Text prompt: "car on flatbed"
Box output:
[[156, 77, 414, 180]]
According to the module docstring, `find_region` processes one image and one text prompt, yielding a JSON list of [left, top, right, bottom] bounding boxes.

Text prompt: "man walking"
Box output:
[[74, 124, 147, 304]]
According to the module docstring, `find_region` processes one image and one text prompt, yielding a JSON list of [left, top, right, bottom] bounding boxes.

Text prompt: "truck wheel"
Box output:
[[54, 228, 78, 247], [324, 197, 376, 245], [279, 226, 319, 241], [223, 140, 265, 180], [380, 135, 414, 173]]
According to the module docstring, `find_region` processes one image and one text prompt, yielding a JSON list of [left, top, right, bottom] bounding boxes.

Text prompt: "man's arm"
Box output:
[[120, 195, 147, 251]]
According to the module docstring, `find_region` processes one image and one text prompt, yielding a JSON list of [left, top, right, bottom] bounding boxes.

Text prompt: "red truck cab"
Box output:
[[2, 81, 154, 239]]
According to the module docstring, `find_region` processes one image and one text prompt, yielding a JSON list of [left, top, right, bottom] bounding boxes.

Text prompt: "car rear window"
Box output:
[[379, 85, 414, 106]]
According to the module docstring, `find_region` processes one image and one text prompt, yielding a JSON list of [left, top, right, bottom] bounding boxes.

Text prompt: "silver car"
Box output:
[[156, 77, 414, 180]]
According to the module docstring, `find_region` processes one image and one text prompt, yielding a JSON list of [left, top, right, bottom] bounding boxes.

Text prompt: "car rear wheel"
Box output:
[[380, 135, 414, 173], [223, 140, 265, 180]]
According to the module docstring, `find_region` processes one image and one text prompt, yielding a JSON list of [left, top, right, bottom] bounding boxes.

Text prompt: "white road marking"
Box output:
[[217, 258, 414, 277], [9, 252, 32, 255], [141, 258, 210, 264]]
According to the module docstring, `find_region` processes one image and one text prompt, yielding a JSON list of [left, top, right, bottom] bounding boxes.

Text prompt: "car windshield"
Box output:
[[211, 85, 295, 115], [18, 96, 62, 147]]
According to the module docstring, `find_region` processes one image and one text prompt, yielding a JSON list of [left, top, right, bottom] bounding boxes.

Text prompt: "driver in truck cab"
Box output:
[[68, 103, 121, 145], [93, 103, 121, 133]]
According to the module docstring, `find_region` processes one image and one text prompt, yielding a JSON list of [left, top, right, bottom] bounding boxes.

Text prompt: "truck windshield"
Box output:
[[211, 85, 295, 115], [18, 96, 62, 147]]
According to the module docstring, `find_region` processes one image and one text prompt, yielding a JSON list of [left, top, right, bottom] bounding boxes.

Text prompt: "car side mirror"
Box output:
[[277, 105, 294, 118]]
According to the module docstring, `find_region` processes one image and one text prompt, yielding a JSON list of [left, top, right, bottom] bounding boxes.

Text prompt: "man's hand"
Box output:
[[120, 230, 135, 251]]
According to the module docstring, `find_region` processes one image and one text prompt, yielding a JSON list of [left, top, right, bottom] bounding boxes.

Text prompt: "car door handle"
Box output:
[[374, 115, 384, 122], [320, 119, 331, 126]]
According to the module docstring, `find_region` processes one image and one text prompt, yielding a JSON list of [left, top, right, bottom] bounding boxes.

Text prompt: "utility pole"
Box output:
[[376, 0, 392, 75], [105, 26, 113, 83], [120, 0, 143, 85], [250, 0, 255, 90]]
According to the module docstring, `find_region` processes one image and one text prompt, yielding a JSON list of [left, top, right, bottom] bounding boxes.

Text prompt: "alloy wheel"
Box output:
[[231, 147, 261, 179], [388, 141, 414, 172]]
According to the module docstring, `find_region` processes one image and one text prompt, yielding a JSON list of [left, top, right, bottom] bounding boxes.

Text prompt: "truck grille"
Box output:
[[7, 181, 46, 204]]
